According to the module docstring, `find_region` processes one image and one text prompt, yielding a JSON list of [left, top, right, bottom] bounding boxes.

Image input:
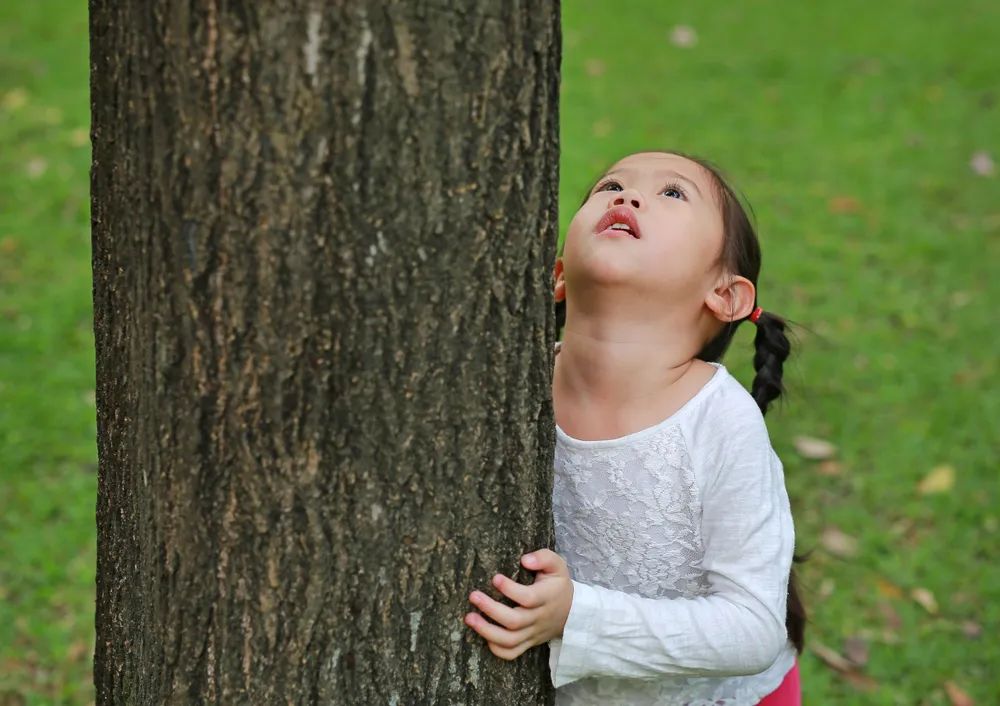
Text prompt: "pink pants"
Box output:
[[757, 661, 800, 705]]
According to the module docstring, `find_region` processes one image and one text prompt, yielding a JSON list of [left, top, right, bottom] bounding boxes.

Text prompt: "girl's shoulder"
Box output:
[[675, 362, 772, 447], [677, 366, 782, 494], [673, 360, 760, 416]]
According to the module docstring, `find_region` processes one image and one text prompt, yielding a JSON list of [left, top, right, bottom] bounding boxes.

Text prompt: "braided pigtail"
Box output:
[[750, 308, 791, 416], [750, 307, 806, 653]]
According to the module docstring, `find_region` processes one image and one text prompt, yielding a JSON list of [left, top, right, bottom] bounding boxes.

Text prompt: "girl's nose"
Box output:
[[612, 189, 642, 209]]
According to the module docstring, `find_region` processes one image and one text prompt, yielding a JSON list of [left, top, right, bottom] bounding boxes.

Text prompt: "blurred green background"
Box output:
[[1, 1, 997, 704]]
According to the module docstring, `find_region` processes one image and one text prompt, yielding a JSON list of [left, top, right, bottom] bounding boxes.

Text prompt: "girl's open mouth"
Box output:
[[594, 205, 641, 239]]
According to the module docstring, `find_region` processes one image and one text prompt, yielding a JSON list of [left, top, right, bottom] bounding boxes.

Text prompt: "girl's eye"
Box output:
[[661, 183, 686, 200], [594, 180, 622, 193]]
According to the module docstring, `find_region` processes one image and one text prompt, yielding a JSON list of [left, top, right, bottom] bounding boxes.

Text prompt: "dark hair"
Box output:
[[554, 150, 806, 654]]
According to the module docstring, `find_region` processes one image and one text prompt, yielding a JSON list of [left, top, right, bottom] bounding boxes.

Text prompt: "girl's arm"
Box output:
[[550, 405, 794, 687]]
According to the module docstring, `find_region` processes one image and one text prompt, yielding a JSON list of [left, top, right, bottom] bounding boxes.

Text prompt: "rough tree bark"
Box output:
[[90, 1, 560, 703]]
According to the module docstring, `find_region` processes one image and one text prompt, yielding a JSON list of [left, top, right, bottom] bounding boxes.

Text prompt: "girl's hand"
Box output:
[[464, 549, 574, 661]]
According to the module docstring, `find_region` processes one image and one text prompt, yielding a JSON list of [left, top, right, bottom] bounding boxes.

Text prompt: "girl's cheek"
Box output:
[[565, 215, 587, 242]]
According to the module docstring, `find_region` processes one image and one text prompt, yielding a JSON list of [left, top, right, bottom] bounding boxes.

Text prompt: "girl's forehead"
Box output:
[[610, 151, 705, 179]]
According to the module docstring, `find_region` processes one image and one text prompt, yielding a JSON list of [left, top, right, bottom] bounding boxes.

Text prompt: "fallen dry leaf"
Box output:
[[810, 641, 878, 691], [944, 680, 975, 706], [1, 87, 28, 111], [918, 465, 955, 495], [949, 290, 973, 308], [821, 527, 859, 558], [793, 435, 837, 460], [584, 59, 606, 77], [26, 157, 47, 179], [879, 628, 902, 645], [67, 639, 89, 662], [952, 367, 982, 385], [591, 118, 612, 138], [810, 640, 853, 671], [877, 600, 903, 632], [828, 195, 861, 214], [41, 106, 62, 125], [875, 578, 904, 600], [843, 635, 869, 667], [970, 150, 995, 177], [911, 587, 939, 614], [669, 25, 698, 48], [840, 670, 879, 691], [817, 460, 842, 476], [960, 620, 982, 639], [890, 518, 914, 537]]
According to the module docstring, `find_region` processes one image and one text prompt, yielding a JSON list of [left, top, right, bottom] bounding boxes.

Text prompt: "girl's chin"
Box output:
[[574, 267, 648, 290]]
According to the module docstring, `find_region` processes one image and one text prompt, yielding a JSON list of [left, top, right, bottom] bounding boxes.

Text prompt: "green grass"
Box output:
[[0, 3, 96, 705], [1, 1, 997, 703]]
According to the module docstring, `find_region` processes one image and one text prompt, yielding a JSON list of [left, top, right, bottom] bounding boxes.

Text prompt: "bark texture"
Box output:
[[90, 1, 560, 703]]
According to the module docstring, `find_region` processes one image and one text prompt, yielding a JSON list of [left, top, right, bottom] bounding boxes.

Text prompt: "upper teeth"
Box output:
[[610, 223, 631, 231]]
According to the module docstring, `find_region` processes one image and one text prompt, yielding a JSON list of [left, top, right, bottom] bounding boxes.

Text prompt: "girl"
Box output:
[[463, 150, 804, 705]]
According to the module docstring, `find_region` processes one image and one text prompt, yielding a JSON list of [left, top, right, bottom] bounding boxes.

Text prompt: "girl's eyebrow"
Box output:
[[604, 167, 704, 199]]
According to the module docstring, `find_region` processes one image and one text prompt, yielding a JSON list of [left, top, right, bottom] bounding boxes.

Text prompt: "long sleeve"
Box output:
[[549, 399, 794, 688]]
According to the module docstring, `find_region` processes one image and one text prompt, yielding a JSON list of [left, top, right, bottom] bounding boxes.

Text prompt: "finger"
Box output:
[[464, 611, 532, 649], [492, 573, 539, 608], [488, 638, 532, 662], [527, 548, 570, 577], [521, 549, 561, 573], [469, 590, 533, 630]]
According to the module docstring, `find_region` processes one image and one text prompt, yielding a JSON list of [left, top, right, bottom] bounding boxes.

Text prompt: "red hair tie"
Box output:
[[749, 306, 763, 324]]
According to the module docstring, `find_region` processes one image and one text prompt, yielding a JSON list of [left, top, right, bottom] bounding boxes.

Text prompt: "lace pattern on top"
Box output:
[[554, 424, 710, 600]]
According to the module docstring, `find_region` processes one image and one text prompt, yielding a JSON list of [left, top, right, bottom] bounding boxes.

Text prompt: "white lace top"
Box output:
[[548, 341, 797, 705]]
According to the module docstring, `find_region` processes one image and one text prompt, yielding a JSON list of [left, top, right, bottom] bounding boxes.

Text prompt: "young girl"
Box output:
[[463, 150, 804, 704]]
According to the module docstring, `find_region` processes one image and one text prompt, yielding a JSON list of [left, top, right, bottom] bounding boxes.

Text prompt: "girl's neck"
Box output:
[[553, 315, 706, 414]]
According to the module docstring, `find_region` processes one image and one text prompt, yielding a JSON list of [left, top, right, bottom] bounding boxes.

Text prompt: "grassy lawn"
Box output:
[[1, 1, 997, 703]]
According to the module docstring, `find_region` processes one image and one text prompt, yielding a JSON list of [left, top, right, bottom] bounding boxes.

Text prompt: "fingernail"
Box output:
[[493, 575, 502, 587]]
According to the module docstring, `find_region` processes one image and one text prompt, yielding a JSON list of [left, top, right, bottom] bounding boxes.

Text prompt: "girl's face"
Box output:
[[556, 152, 726, 310]]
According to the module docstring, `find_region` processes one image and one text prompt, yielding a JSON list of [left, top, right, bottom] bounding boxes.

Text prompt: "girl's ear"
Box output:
[[705, 274, 755, 322], [553, 258, 566, 303]]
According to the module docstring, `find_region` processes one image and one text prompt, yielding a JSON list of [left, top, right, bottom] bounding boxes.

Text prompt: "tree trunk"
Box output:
[[89, 2, 561, 703]]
